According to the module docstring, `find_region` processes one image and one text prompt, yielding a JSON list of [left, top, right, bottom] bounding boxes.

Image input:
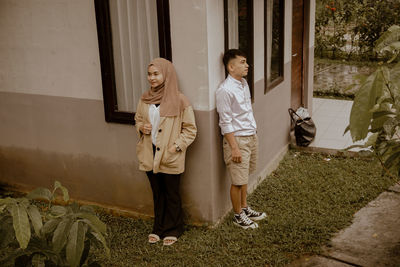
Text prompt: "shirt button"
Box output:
[[158, 129, 162, 132], [156, 147, 160, 151]]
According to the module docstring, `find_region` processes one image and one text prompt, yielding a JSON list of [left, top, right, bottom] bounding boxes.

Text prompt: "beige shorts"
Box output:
[[223, 134, 258, 185]]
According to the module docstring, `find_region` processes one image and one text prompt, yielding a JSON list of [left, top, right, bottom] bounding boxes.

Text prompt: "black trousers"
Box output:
[[146, 171, 184, 238]]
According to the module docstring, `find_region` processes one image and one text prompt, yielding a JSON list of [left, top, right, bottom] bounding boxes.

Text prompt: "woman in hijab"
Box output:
[[135, 58, 197, 246]]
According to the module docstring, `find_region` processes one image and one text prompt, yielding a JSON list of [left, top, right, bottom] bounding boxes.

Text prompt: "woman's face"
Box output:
[[147, 65, 164, 90]]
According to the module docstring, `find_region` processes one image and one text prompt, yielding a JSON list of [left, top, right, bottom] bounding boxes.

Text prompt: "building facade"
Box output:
[[0, 0, 315, 224]]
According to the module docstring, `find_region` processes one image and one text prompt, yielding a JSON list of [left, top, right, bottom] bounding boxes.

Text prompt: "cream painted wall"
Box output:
[[206, 0, 225, 111], [169, 0, 211, 111], [254, 0, 264, 82], [284, 0, 292, 64], [0, 0, 103, 100]]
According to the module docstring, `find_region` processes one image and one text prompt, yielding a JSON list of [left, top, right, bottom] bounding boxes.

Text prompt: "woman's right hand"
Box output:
[[141, 123, 152, 135]]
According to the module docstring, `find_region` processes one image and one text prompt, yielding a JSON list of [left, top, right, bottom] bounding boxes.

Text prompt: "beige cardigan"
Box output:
[[134, 98, 197, 174]]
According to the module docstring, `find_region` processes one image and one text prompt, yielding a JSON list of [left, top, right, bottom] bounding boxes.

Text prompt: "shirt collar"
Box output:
[[227, 74, 244, 87]]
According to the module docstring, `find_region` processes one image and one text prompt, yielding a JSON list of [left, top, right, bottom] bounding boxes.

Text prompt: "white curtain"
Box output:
[[109, 0, 159, 112], [228, 0, 239, 49]]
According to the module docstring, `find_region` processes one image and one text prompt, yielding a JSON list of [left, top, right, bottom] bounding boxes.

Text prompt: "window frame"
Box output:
[[223, 0, 254, 101], [264, 0, 285, 94], [94, 0, 172, 124]]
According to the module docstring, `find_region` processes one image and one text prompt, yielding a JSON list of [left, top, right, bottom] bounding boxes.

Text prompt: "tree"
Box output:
[[347, 25, 400, 177]]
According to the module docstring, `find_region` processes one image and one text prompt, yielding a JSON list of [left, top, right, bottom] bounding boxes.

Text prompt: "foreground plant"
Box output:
[[0, 181, 110, 267], [347, 25, 400, 177]]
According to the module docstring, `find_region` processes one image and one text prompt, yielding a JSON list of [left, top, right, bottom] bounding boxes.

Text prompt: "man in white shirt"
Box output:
[[216, 49, 266, 229]]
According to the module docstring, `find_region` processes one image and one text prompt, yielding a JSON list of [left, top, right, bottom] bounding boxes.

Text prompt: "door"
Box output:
[[291, 0, 304, 109]]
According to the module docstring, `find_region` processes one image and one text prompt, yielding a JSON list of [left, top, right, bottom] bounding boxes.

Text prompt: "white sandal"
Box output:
[[163, 236, 177, 246], [148, 234, 160, 244]]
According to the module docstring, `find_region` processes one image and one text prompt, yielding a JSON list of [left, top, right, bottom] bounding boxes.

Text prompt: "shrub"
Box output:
[[347, 25, 400, 177], [0, 181, 110, 267]]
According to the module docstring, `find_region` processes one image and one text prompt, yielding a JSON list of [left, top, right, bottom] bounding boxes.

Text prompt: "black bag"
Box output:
[[288, 108, 316, 147]]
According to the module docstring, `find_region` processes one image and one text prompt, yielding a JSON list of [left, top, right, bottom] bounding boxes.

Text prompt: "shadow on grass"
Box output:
[[91, 151, 397, 266]]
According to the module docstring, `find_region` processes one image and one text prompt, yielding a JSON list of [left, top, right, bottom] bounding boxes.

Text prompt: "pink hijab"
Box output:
[[141, 58, 189, 117]]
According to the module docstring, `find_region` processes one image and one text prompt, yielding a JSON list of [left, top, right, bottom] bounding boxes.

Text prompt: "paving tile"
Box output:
[[288, 256, 353, 267], [312, 138, 348, 150], [310, 98, 357, 150], [327, 192, 400, 267]]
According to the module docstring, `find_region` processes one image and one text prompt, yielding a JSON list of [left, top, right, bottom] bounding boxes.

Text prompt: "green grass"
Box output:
[[91, 151, 397, 266], [314, 57, 382, 68]]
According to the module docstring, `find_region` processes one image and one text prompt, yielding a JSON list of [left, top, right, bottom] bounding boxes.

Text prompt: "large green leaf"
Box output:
[[66, 221, 87, 267], [54, 181, 69, 202], [350, 71, 382, 141], [27, 206, 43, 237], [390, 62, 400, 98], [27, 188, 53, 202], [375, 25, 400, 52], [76, 212, 106, 234], [0, 197, 16, 206], [49, 205, 67, 218], [365, 133, 379, 147], [89, 230, 110, 258], [384, 151, 400, 172], [10, 203, 31, 249], [41, 218, 62, 236], [52, 217, 74, 253]]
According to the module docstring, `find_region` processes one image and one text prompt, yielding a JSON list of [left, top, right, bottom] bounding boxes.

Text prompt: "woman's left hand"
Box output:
[[168, 145, 177, 153]]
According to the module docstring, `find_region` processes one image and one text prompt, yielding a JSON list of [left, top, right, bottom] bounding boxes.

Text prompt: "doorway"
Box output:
[[291, 0, 304, 109]]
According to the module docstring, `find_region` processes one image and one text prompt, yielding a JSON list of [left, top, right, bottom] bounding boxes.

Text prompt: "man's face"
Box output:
[[228, 56, 249, 78]]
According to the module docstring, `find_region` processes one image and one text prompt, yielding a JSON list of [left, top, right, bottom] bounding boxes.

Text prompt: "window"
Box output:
[[94, 0, 171, 124], [264, 0, 284, 92], [224, 0, 254, 99]]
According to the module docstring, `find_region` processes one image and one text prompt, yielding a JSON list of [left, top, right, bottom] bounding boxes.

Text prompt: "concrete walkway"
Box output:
[[289, 184, 400, 267], [310, 98, 353, 150], [289, 98, 400, 267]]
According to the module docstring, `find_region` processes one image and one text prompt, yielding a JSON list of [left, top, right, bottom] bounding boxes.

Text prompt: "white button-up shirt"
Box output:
[[216, 75, 257, 136], [149, 104, 160, 145]]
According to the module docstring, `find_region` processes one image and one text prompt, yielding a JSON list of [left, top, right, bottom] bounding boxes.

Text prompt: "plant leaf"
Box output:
[[27, 206, 43, 237], [27, 188, 53, 202], [350, 71, 381, 141], [66, 221, 87, 267], [80, 205, 95, 214], [10, 203, 31, 249], [390, 62, 400, 99], [0, 197, 16, 206], [49, 205, 67, 218], [90, 230, 110, 258], [365, 133, 379, 147], [52, 216, 74, 253], [343, 125, 350, 135], [41, 218, 62, 236], [375, 25, 400, 52], [54, 181, 69, 202], [384, 151, 400, 171], [76, 213, 106, 234]]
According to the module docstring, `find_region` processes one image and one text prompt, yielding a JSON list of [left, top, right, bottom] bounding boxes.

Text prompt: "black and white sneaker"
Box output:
[[243, 206, 267, 221], [233, 211, 258, 229]]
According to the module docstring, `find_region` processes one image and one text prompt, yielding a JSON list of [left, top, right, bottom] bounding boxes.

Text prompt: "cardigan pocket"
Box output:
[[162, 149, 181, 168]]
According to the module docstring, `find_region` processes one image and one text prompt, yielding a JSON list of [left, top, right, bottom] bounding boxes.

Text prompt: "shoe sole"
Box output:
[[233, 221, 258, 229], [247, 213, 267, 221]]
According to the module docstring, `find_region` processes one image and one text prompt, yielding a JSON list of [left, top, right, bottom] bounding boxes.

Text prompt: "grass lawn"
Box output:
[[91, 151, 397, 266]]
